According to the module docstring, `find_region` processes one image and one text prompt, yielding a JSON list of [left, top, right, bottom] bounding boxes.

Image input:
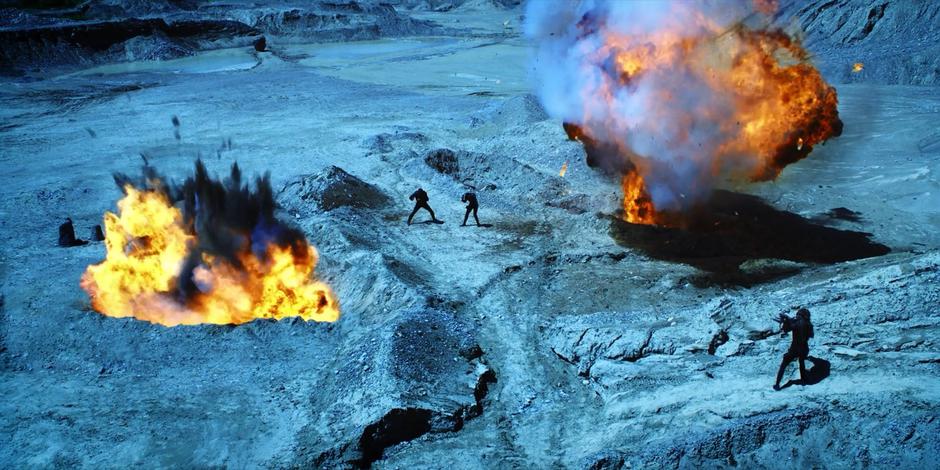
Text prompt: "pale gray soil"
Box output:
[[0, 1, 938, 468]]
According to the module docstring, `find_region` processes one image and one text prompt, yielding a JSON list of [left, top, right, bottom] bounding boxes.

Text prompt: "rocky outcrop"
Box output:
[[245, 3, 442, 41], [388, 0, 521, 10], [548, 310, 710, 389], [296, 308, 495, 468], [588, 407, 940, 469], [778, 0, 940, 85], [646, 407, 830, 467], [0, 1, 446, 76], [551, 253, 940, 466], [0, 17, 257, 74]]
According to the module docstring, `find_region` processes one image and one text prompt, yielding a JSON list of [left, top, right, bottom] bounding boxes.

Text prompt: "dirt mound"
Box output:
[[279, 166, 392, 213], [424, 148, 462, 176], [474, 93, 549, 128]]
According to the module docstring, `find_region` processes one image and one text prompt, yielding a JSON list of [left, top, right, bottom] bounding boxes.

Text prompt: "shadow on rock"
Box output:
[[356, 408, 432, 468], [781, 356, 831, 389], [802, 356, 831, 386], [609, 190, 890, 286], [307, 307, 496, 469]]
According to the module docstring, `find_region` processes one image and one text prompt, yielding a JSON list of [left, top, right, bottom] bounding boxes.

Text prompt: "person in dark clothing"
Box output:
[[407, 187, 440, 225], [90, 224, 105, 242], [461, 192, 480, 226], [773, 308, 814, 390], [58, 217, 87, 247], [254, 36, 267, 52]]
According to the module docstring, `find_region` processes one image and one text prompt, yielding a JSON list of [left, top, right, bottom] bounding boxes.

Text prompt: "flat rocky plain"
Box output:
[[0, 0, 937, 468]]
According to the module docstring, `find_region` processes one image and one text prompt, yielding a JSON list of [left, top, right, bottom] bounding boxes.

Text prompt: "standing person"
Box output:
[[58, 217, 87, 247], [407, 187, 440, 225], [773, 308, 814, 390], [461, 191, 481, 226]]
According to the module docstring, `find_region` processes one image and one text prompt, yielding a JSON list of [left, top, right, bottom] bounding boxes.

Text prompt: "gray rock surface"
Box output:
[[0, 1, 452, 76], [0, 0, 937, 468], [777, 0, 940, 85], [293, 307, 493, 467]]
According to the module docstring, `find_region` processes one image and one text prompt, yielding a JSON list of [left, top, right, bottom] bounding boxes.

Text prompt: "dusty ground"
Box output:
[[1, 2, 938, 468]]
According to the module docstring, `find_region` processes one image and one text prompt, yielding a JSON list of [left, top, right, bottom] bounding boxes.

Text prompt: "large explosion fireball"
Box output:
[[527, 0, 843, 225], [81, 162, 339, 326]]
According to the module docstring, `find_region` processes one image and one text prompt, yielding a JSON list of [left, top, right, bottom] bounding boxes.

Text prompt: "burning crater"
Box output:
[[528, 0, 843, 226], [608, 190, 890, 286], [81, 161, 339, 326]]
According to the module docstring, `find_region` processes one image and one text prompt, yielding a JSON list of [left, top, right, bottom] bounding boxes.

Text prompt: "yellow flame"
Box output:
[[852, 62, 864, 73], [621, 171, 657, 225], [559, 161, 568, 177], [81, 186, 339, 326]]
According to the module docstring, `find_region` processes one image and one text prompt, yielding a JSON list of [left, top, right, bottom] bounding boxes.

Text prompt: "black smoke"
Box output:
[[113, 160, 309, 299]]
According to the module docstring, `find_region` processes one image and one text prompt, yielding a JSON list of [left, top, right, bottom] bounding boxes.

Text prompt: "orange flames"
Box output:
[[621, 171, 656, 225], [710, 29, 842, 180], [559, 161, 569, 177], [545, 2, 842, 225], [81, 184, 339, 326], [599, 26, 841, 180]]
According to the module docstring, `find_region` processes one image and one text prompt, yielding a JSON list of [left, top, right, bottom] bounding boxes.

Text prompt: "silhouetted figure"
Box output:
[[773, 308, 814, 391], [90, 224, 105, 242], [172, 115, 181, 141], [407, 187, 439, 225], [58, 218, 87, 247], [254, 36, 267, 52], [461, 192, 480, 226]]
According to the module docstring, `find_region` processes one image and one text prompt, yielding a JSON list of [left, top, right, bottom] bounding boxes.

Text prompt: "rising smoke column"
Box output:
[[525, 0, 842, 222]]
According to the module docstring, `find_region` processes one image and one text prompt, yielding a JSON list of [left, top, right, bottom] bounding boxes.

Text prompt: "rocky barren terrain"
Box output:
[[0, 0, 938, 468]]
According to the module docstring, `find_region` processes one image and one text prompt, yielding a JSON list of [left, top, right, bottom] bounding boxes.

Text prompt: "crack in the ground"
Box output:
[[616, 329, 655, 363]]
